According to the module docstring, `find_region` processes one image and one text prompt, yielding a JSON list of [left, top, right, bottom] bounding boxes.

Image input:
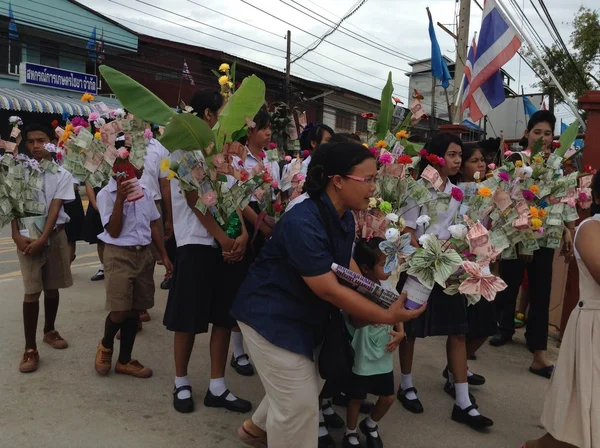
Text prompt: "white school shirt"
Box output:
[[285, 192, 309, 213], [96, 177, 160, 246], [400, 179, 461, 241], [140, 139, 170, 201], [233, 147, 281, 202], [40, 165, 76, 226]]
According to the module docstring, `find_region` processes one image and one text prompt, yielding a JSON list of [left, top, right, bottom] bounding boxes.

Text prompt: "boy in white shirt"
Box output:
[[15, 123, 75, 373]]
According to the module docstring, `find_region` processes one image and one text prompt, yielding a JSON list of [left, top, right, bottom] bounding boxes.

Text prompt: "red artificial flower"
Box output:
[[451, 187, 464, 202], [237, 160, 244, 166], [51, 120, 59, 129], [240, 170, 249, 182], [361, 112, 375, 119], [392, 96, 404, 105], [398, 155, 413, 164], [302, 150, 310, 158], [426, 154, 440, 165], [551, 141, 561, 149], [268, 142, 277, 149], [419, 149, 428, 157], [273, 203, 282, 213], [258, 151, 266, 159], [263, 172, 273, 184]]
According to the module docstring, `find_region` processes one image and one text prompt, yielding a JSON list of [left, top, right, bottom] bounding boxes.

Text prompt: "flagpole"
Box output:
[[495, 0, 586, 130], [177, 58, 184, 110]]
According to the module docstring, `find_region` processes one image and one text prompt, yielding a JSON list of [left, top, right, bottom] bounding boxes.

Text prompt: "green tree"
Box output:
[[526, 7, 599, 105]]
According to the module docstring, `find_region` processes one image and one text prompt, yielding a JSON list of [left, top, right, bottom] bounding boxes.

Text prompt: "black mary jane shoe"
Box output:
[[359, 418, 383, 448], [318, 423, 336, 448], [489, 332, 513, 347], [451, 404, 494, 429], [160, 278, 170, 290], [443, 381, 477, 405], [442, 366, 486, 386], [322, 401, 345, 429], [397, 387, 424, 414], [332, 393, 375, 414], [230, 354, 255, 377], [90, 270, 105, 281], [342, 433, 360, 448], [173, 385, 194, 413], [203, 389, 252, 413]]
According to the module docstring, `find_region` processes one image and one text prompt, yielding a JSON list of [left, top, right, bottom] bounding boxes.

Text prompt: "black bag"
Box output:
[[313, 199, 355, 380]]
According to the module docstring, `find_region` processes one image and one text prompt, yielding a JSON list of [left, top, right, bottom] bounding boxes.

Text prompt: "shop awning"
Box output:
[[0, 88, 121, 116]]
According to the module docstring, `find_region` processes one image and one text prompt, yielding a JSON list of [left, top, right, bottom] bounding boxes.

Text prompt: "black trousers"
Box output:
[[495, 247, 555, 351]]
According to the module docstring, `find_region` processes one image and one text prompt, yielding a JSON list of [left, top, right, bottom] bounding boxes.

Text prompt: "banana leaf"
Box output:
[[159, 113, 215, 154], [98, 66, 174, 126], [213, 75, 266, 149], [530, 137, 544, 157], [556, 121, 579, 158], [375, 72, 394, 141]]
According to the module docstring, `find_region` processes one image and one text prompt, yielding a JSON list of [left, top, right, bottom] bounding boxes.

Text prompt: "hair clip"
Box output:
[[366, 235, 373, 242]]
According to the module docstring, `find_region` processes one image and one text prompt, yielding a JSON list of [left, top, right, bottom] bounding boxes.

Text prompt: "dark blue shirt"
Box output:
[[231, 192, 355, 359]]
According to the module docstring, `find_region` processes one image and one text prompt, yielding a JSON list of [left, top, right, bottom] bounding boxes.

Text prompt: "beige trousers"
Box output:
[[239, 322, 321, 448]]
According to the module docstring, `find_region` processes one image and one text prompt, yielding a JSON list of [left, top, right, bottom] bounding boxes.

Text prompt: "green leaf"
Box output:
[[375, 72, 394, 141], [213, 75, 266, 149], [231, 127, 248, 143], [159, 113, 216, 154], [530, 137, 544, 157], [556, 121, 580, 157], [230, 61, 237, 93], [211, 69, 221, 79], [98, 65, 174, 126]]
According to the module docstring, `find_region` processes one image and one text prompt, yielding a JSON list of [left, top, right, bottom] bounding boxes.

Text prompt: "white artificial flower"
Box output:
[[473, 171, 481, 181], [418, 234, 431, 246], [448, 224, 468, 240], [416, 215, 431, 226], [385, 213, 399, 223], [398, 217, 406, 231], [522, 166, 533, 178], [385, 228, 400, 243]]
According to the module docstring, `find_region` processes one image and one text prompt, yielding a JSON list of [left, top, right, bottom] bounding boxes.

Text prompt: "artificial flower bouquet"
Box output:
[[1, 115, 24, 153]]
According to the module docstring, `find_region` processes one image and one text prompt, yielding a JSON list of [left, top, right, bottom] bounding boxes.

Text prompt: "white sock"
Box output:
[[321, 399, 335, 416], [467, 370, 474, 377], [98, 263, 104, 271], [448, 371, 455, 384], [400, 374, 417, 400], [318, 411, 329, 437], [209, 377, 237, 402], [175, 376, 191, 400], [365, 416, 379, 438], [231, 331, 250, 366], [454, 382, 480, 416], [345, 428, 359, 445]]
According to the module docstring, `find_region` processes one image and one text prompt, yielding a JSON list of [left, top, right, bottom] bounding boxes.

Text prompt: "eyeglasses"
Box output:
[[344, 174, 378, 185]]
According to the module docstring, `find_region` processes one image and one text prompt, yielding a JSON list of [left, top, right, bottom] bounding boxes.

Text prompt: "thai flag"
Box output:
[[182, 60, 195, 86], [8, 2, 18, 40], [461, 0, 521, 122]]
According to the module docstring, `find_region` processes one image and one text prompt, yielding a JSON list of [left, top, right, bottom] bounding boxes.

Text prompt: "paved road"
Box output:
[[0, 239, 556, 448]]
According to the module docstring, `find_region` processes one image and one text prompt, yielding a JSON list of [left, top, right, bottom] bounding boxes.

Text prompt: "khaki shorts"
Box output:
[[17, 229, 73, 295], [104, 244, 155, 312], [150, 201, 164, 262]]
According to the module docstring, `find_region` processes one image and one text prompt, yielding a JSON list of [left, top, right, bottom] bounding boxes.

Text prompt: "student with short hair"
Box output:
[[94, 166, 173, 379], [15, 123, 75, 373]]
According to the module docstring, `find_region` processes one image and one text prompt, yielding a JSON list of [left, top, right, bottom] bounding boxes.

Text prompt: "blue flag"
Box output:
[[86, 27, 97, 62], [8, 2, 18, 40], [523, 96, 538, 120], [562, 120, 583, 149], [427, 9, 451, 89]]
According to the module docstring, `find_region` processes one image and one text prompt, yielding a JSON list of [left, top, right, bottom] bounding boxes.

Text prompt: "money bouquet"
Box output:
[[96, 64, 267, 238], [1, 116, 23, 153]]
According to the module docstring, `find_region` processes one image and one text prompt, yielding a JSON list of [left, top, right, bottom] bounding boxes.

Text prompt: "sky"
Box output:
[[78, 0, 595, 126]]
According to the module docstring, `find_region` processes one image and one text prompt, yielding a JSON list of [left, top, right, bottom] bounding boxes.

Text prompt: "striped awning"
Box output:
[[0, 88, 121, 116]]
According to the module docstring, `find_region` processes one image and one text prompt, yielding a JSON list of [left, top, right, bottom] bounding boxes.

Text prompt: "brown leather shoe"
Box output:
[[95, 342, 113, 376], [20, 349, 40, 373], [43, 330, 68, 349], [139, 311, 151, 322], [115, 360, 153, 378]]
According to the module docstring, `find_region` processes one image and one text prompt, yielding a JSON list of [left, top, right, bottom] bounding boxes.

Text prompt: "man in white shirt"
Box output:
[[14, 123, 76, 373]]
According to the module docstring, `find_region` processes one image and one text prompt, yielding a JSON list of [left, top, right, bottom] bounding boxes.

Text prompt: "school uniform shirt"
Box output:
[[284, 192, 309, 213], [345, 280, 395, 376], [231, 192, 355, 359], [401, 180, 461, 240], [140, 139, 170, 201], [96, 177, 160, 246], [40, 165, 76, 226], [233, 147, 280, 202]]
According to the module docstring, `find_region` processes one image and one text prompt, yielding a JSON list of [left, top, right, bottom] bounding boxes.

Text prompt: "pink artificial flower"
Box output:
[[488, 163, 496, 170], [567, 198, 576, 208], [201, 191, 218, 207], [419, 149, 428, 157], [285, 155, 292, 162], [272, 180, 279, 190], [71, 117, 89, 128], [379, 153, 393, 165], [237, 160, 244, 166], [504, 150, 513, 157], [143, 128, 153, 140], [73, 126, 83, 135], [117, 148, 130, 159], [368, 147, 379, 158], [579, 191, 589, 202], [296, 174, 305, 182], [302, 150, 310, 158], [268, 142, 277, 149], [536, 227, 545, 235], [213, 154, 225, 166], [451, 187, 464, 202], [258, 151, 266, 159], [56, 151, 63, 163], [498, 171, 510, 182], [437, 157, 446, 167], [522, 190, 535, 201], [273, 203, 282, 212], [88, 112, 100, 122]]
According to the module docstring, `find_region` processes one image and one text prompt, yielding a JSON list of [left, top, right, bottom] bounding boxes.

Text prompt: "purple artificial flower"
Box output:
[[498, 171, 510, 182]]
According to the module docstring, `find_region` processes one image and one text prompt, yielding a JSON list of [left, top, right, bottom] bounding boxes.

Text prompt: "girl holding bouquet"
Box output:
[[396, 133, 494, 429]]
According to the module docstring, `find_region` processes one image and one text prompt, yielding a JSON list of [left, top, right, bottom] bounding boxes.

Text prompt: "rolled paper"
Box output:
[[403, 275, 433, 310], [331, 263, 399, 309]]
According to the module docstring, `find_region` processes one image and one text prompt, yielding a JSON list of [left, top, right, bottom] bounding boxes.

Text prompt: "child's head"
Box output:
[[189, 89, 225, 128], [300, 124, 334, 152], [329, 132, 361, 144], [354, 236, 389, 282], [23, 123, 56, 161], [246, 109, 272, 149], [459, 143, 487, 183], [419, 133, 463, 179], [525, 110, 555, 157]]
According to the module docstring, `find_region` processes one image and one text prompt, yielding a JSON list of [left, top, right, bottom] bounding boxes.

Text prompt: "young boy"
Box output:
[[15, 123, 75, 373], [94, 167, 172, 378]]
